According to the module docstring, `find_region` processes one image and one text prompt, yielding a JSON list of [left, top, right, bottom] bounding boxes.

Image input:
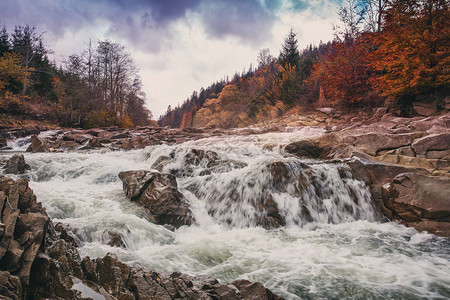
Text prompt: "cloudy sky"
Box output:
[[1, 0, 339, 118]]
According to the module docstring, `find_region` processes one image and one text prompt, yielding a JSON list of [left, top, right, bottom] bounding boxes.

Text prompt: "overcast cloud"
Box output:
[[1, 0, 339, 117]]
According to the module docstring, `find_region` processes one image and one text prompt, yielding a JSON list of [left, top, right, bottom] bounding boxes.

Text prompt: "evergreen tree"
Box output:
[[279, 28, 300, 69], [0, 25, 9, 56]]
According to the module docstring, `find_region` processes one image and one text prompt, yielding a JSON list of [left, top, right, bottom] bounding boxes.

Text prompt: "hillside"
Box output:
[[159, 0, 449, 129]]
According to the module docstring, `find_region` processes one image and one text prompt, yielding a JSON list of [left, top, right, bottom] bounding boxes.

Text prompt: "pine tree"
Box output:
[[280, 28, 300, 69], [0, 25, 9, 56]]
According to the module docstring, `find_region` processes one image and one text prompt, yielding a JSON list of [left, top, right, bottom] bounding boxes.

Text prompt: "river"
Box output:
[[2, 128, 449, 299]]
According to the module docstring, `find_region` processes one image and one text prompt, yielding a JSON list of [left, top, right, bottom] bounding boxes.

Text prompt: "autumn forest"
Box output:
[[1, 0, 449, 129], [159, 0, 449, 128]]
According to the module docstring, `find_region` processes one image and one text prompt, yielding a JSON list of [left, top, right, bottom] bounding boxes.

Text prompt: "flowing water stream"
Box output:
[[2, 128, 449, 299]]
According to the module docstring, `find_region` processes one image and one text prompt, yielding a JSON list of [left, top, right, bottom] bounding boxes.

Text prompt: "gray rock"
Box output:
[[4, 154, 30, 174], [118, 170, 194, 228]]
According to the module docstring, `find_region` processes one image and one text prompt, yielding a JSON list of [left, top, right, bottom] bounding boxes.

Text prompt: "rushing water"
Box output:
[[2, 128, 449, 299]]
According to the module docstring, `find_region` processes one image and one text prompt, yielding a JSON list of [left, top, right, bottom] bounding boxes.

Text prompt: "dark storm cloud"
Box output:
[[198, 0, 280, 45], [0, 0, 312, 52]]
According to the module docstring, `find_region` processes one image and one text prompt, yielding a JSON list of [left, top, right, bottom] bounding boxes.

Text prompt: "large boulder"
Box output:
[[284, 140, 324, 158], [413, 95, 439, 116], [344, 133, 418, 156], [411, 133, 450, 156], [26, 134, 49, 153], [4, 154, 30, 174], [347, 159, 429, 212], [381, 173, 450, 237], [118, 170, 194, 228], [284, 133, 369, 160]]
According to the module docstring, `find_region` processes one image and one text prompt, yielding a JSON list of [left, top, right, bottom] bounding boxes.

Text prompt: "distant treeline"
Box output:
[[0, 25, 153, 128], [158, 0, 449, 128]]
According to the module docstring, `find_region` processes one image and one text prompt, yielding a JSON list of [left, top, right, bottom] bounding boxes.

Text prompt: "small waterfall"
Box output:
[[6, 136, 31, 151], [149, 145, 381, 229]]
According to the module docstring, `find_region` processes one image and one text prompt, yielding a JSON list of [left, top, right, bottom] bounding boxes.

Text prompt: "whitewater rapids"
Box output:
[[2, 127, 449, 299]]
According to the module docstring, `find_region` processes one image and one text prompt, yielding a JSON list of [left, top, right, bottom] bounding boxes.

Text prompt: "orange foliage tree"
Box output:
[[310, 38, 373, 107], [370, 0, 449, 99]]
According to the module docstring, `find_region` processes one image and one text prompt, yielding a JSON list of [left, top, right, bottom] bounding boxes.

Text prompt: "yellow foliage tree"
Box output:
[[0, 52, 33, 95]]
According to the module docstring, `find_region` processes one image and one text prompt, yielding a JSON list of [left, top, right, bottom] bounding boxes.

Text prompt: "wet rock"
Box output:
[[118, 170, 194, 228], [284, 140, 324, 159], [153, 148, 247, 177], [182, 127, 204, 133], [80, 254, 286, 300], [4, 154, 30, 174], [26, 134, 49, 153], [382, 173, 450, 237], [0, 137, 7, 148], [232, 279, 284, 300], [59, 140, 79, 150], [91, 253, 134, 298], [53, 222, 80, 247], [103, 230, 126, 248], [81, 136, 103, 149], [285, 134, 352, 160], [10, 127, 40, 138]]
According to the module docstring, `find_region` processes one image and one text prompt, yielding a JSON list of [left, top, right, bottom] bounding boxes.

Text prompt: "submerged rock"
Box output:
[[103, 230, 126, 248], [382, 173, 450, 237], [118, 170, 194, 228], [152, 148, 247, 177]]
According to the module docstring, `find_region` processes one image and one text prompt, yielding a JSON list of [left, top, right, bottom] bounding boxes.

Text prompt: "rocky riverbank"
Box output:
[[1, 111, 450, 237], [283, 112, 450, 236]]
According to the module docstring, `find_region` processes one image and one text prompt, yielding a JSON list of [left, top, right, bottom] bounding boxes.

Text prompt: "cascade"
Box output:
[[1, 129, 448, 300]]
